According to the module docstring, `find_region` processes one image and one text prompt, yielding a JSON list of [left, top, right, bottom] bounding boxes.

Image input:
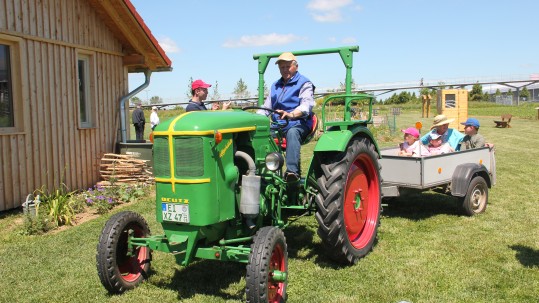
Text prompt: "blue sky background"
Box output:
[[129, 0, 539, 103]]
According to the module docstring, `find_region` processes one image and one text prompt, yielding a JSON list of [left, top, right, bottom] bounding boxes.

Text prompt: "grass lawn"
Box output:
[[1, 102, 539, 302]]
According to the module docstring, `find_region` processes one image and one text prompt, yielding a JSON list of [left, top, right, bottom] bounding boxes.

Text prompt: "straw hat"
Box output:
[[275, 52, 297, 64], [431, 114, 454, 129]]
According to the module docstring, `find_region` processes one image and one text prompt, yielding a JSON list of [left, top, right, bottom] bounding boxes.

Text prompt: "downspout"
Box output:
[[120, 69, 152, 143]]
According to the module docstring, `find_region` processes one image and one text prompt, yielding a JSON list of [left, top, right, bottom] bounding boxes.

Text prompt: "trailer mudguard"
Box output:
[[451, 163, 491, 197]]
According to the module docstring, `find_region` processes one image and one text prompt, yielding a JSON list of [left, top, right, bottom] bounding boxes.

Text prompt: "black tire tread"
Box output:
[[460, 176, 488, 216], [245, 226, 288, 303], [96, 211, 151, 294], [315, 137, 381, 264]]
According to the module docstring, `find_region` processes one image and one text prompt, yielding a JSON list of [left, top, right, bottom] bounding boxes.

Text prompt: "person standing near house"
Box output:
[[150, 106, 160, 130], [186, 79, 230, 111], [132, 103, 145, 141]]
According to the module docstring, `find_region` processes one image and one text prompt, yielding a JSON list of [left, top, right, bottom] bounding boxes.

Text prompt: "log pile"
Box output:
[[98, 153, 153, 186]]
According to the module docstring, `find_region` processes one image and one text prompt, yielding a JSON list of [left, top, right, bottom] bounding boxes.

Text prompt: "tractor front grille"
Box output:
[[174, 137, 204, 177], [153, 137, 171, 177]]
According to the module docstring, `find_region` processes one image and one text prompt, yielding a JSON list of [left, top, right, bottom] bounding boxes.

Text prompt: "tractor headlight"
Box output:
[[265, 152, 284, 171]]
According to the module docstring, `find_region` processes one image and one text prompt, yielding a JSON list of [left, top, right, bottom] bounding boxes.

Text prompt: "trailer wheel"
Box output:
[[246, 226, 288, 303], [315, 137, 381, 264], [96, 211, 151, 294], [460, 176, 488, 216]]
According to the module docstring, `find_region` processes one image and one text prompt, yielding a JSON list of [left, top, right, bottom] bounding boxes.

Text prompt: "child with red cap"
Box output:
[[399, 127, 429, 157]]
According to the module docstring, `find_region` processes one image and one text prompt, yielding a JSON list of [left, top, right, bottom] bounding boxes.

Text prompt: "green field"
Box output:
[[1, 102, 539, 302]]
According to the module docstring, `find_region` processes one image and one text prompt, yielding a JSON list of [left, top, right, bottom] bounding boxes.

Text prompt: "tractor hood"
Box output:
[[154, 110, 270, 135]]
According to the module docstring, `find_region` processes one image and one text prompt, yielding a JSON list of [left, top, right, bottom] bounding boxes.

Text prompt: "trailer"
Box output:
[[380, 146, 496, 216]]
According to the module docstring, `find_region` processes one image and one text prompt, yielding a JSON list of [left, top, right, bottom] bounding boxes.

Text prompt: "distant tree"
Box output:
[[338, 78, 357, 91], [438, 81, 447, 90], [482, 91, 490, 102], [494, 88, 502, 97], [149, 96, 163, 105], [519, 86, 530, 100], [233, 78, 250, 99], [130, 96, 142, 106], [505, 89, 513, 97], [254, 82, 269, 99], [186, 77, 194, 100], [210, 81, 221, 100], [469, 83, 484, 102]]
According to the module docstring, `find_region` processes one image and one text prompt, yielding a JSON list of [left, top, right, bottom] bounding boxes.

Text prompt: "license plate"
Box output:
[[161, 203, 190, 223]]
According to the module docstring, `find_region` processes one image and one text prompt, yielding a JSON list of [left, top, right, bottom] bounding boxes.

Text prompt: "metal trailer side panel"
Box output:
[[380, 148, 423, 188], [422, 148, 491, 187], [380, 147, 493, 189]]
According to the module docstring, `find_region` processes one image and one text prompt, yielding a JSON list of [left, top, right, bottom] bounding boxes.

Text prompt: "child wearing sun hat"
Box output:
[[427, 132, 454, 155], [399, 127, 429, 157]]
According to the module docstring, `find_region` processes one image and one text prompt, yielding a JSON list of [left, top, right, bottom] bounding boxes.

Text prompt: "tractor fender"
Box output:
[[314, 127, 379, 153], [314, 129, 354, 152], [451, 163, 491, 197], [306, 128, 380, 190]]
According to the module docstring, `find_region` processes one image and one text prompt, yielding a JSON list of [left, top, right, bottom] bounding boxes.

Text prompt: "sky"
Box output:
[[128, 0, 539, 103]]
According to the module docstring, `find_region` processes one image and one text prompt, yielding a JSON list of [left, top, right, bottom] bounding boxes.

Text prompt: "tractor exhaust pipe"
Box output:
[[235, 151, 260, 229]]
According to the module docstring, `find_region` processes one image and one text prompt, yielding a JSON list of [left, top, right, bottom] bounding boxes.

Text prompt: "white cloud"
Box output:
[[307, 0, 353, 11], [158, 37, 180, 53], [307, 0, 357, 23], [311, 11, 343, 22], [222, 33, 304, 48], [342, 37, 357, 44]]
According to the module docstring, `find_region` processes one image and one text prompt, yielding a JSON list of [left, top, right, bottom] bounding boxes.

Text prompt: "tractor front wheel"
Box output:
[[96, 211, 151, 294], [315, 137, 381, 264], [245, 226, 288, 303]]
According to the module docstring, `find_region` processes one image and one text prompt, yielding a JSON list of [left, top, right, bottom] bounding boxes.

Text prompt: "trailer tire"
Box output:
[[96, 211, 151, 294], [246, 226, 288, 303], [460, 176, 488, 216], [315, 137, 381, 264]]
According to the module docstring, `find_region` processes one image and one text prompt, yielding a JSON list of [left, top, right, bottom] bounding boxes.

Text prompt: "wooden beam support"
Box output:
[[123, 54, 145, 66]]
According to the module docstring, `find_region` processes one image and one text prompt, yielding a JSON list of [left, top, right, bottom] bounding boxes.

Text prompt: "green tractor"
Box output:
[[96, 46, 382, 302]]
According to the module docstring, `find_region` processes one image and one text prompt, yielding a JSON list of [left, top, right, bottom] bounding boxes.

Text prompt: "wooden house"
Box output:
[[0, 0, 171, 211]]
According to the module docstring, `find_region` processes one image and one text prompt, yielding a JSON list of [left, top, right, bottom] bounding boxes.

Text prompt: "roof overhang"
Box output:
[[87, 0, 172, 73]]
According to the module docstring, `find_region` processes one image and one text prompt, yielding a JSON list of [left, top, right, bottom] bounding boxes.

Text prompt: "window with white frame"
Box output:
[[77, 53, 95, 128], [0, 44, 14, 128]]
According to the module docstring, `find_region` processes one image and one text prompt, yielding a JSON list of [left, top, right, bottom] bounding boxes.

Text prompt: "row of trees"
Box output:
[[131, 79, 533, 106], [380, 83, 532, 104]]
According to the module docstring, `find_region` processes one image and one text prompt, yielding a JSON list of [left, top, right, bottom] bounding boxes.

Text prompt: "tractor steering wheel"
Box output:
[[241, 106, 289, 129]]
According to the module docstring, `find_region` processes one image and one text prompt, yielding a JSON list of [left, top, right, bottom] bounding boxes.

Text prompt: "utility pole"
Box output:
[[145, 90, 150, 105]]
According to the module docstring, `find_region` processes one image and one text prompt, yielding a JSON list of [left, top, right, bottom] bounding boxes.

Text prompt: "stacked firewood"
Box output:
[[98, 153, 154, 186]]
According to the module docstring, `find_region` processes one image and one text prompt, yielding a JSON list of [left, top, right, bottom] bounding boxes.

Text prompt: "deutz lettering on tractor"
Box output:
[[96, 46, 382, 302]]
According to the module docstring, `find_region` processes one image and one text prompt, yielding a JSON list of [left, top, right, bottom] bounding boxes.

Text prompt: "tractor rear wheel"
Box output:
[[245, 226, 288, 303], [96, 211, 151, 294], [315, 137, 381, 264]]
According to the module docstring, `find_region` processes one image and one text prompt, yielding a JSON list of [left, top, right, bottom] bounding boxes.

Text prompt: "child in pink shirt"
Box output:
[[399, 127, 429, 157]]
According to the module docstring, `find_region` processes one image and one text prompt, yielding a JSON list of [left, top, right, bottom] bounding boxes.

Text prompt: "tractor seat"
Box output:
[[274, 113, 318, 149]]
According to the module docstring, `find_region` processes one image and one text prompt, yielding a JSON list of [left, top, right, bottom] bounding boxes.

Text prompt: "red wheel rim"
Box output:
[[117, 224, 148, 282], [343, 154, 380, 249], [267, 243, 285, 303]]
